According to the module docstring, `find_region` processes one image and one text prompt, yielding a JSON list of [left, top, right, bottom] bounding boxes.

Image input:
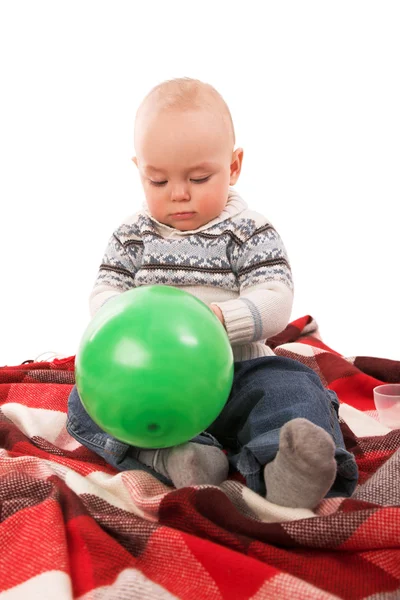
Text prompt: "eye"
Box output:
[[191, 176, 210, 184], [149, 180, 167, 187]]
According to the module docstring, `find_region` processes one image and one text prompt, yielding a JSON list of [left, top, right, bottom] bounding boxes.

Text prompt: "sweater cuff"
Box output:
[[211, 299, 254, 346], [89, 289, 121, 317]]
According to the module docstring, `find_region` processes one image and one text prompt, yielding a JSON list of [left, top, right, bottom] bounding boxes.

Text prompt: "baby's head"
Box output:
[[132, 77, 243, 231]]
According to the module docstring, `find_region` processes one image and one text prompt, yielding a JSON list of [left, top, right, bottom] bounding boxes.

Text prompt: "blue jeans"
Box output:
[[67, 356, 358, 497]]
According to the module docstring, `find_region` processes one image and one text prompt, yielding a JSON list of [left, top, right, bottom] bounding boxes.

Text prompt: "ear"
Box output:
[[229, 148, 244, 185], [131, 156, 138, 167]]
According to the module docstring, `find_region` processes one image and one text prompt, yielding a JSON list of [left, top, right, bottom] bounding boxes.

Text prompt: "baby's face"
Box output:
[[133, 108, 242, 231]]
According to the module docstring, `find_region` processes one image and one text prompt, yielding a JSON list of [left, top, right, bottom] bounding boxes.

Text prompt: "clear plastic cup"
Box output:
[[373, 384, 400, 429]]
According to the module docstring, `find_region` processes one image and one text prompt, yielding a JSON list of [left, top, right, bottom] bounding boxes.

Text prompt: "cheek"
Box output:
[[197, 191, 214, 205], [199, 194, 222, 216], [201, 179, 228, 206], [145, 191, 164, 215]]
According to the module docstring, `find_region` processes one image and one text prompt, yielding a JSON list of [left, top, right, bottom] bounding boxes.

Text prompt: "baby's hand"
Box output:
[[210, 304, 225, 327]]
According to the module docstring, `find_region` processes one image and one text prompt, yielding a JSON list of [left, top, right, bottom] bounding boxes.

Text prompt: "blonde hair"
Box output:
[[135, 76, 236, 146]]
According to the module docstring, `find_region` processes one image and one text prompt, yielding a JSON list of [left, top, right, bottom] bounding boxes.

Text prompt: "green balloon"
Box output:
[[75, 285, 234, 449]]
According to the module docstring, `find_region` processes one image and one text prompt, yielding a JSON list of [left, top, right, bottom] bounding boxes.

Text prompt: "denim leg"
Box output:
[[206, 356, 359, 497], [66, 385, 221, 485]]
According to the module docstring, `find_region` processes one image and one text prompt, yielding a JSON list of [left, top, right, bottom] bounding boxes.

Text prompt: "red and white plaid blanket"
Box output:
[[1, 315, 399, 599]]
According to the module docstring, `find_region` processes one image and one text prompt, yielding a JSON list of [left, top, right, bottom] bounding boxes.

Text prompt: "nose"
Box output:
[[171, 183, 190, 202]]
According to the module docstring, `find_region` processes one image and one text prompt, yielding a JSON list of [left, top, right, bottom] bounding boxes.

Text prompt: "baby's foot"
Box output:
[[136, 443, 229, 488], [264, 418, 337, 509], [166, 443, 229, 488]]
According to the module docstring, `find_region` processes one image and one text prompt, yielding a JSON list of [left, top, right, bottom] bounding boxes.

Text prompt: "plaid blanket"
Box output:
[[1, 315, 399, 599]]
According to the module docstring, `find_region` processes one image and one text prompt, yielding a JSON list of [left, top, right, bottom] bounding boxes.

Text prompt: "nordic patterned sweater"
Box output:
[[89, 187, 294, 362]]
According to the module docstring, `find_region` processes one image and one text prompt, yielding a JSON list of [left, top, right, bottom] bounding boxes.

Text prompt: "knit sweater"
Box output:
[[89, 187, 294, 362]]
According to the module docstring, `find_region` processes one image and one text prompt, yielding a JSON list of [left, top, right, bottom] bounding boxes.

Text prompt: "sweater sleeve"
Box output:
[[89, 227, 143, 317], [211, 222, 294, 346]]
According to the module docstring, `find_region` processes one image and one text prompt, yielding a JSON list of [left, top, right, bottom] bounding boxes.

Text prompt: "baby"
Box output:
[[67, 77, 358, 509]]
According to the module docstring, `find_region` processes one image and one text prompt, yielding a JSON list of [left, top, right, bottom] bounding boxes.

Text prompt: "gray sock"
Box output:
[[136, 442, 229, 488], [134, 447, 171, 480], [264, 418, 337, 509]]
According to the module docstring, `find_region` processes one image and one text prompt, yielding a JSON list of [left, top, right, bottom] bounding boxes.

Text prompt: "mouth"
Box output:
[[171, 212, 196, 220]]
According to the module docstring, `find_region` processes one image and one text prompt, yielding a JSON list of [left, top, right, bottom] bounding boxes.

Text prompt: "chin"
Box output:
[[175, 221, 197, 231]]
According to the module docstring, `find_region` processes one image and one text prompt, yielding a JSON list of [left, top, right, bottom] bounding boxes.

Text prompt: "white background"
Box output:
[[0, 1, 399, 366]]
